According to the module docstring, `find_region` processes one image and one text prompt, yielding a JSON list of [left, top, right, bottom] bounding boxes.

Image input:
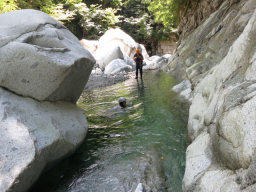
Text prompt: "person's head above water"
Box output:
[[118, 97, 127, 108], [136, 49, 140, 53]]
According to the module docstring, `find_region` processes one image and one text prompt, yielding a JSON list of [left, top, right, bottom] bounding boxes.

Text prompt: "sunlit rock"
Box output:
[[98, 28, 139, 57], [0, 9, 95, 103], [80, 39, 99, 54], [195, 168, 239, 192], [94, 43, 124, 70], [183, 133, 212, 191]]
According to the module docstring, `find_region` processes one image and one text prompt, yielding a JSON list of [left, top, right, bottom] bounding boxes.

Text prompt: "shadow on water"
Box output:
[[29, 71, 189, 192]]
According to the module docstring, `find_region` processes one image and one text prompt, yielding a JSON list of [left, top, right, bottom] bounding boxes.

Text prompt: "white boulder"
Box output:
[[98, 28, 139, 57], [80, 39, 99, 54], [0, 9, 95, 103], [94, 44, 124, 70], [104, 59, 132, 75]]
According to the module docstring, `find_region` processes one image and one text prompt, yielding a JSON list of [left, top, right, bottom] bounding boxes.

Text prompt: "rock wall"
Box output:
[[178, 0, 224, 38], [164, 0, 256, 191], [0, 9, 95, 192]]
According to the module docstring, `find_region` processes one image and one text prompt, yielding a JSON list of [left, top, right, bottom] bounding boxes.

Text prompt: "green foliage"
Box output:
[[144, 0, 185, 28], [0, 0, 185, 53], [75, 3, 120, 39], [83, 0, 122, 8], [0, 0, 18, 13]]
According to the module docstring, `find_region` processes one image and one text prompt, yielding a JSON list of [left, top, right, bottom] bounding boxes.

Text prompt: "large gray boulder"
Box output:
[[0, 9, 95, 103], [0, 9, 93, 192], [0, 88, 88, 192]]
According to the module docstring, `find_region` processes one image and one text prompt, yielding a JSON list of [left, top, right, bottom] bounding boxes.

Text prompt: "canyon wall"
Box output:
[[165, 0, 256, 191]]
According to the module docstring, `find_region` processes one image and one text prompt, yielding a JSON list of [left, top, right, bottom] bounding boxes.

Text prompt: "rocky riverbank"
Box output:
[[164, 0, 256, 191]]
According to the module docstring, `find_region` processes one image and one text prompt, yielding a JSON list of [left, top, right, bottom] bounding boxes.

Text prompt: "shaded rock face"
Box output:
[[0, 9, 95, 103], [178, 0, 224, 38], [165, 0, 256, 191], [0, 10, 94, 192], [0, 88, 88, 192]]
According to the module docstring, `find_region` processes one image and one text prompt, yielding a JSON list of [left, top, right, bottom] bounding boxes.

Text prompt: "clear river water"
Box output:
[[30, 71, 189, 192]]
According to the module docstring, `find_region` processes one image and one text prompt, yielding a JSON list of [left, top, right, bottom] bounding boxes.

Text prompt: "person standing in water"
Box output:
[[133, 49, 144, 79]]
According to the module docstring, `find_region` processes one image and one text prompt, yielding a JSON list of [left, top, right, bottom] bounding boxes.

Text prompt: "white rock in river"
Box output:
[[94, 43, 124, 70], [104, 59, 132, 75], [0, 88, 88, 192], [0, 9, 95, 103]]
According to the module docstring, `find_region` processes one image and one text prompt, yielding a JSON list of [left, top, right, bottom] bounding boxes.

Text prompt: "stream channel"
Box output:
[[30, 71, 189, 192]]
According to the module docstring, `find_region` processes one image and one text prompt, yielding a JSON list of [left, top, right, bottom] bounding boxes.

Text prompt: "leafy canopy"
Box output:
[[144, 0, 185, 29]]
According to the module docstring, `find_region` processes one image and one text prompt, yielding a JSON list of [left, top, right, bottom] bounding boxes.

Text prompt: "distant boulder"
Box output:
[[104, 59, 132, 75], [80, 39, 99, 54], [94, 43, 124, 70], [123, 54, 136, 70], [144, 56, 169, 70], [98, 28, 139, 57]]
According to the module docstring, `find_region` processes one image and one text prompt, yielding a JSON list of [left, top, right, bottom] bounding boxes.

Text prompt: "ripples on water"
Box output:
[[30, 71, 189, 192]]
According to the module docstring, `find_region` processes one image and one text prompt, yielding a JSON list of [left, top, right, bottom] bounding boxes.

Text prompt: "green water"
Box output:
[[30, 71, 188, 192]]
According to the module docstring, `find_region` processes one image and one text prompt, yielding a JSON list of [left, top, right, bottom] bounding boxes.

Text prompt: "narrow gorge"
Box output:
[[1, 0, 256, 191]]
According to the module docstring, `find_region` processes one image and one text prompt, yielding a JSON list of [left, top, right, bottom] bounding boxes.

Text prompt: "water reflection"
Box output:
[[29, 71, 188, 192]]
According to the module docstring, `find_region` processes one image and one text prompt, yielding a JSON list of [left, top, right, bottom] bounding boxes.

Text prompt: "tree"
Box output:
[[144, 0, 186, 29], [0, 0, 18, 13]]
